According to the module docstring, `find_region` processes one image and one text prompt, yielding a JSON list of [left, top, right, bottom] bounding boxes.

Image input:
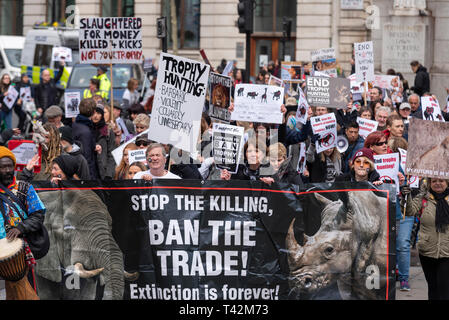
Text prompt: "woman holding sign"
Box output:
[[404, 178, 449, 299]]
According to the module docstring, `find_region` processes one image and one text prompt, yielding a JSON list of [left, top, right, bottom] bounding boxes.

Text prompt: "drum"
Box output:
[[0, 237, 28, 282]]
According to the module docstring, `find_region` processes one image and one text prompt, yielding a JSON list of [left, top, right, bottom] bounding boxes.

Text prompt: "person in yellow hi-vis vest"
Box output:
[[93, 66, 111, 100], [83, 78, 106, 99]]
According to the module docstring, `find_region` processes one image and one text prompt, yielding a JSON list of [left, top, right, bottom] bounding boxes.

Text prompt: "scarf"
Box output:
[[430, 188, 449, 233]]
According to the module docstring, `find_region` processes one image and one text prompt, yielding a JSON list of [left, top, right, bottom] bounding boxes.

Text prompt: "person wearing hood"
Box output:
[[58, 126, 91, 180], [50, 154, 82, 184], [410, 61, 430, 97], [72, 98, 99, 179], [335, 147, 383, 185]]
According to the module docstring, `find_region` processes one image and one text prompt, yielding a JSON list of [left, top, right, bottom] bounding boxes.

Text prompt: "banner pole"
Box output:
[[110, 62, 114, 124], [364, 81, 367, 107]]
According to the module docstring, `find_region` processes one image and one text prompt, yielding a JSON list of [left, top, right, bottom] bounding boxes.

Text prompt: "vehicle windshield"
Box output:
[[4, 49, 22, 68], [68, 65, 133, 89]]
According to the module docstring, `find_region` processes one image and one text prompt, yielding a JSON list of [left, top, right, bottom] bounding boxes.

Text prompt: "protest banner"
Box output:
[[421, 96, 445, 122], [341, 0, 364, 10], [19, 87, 32, 103], [52, 47, 73, 62], [310, 48, 337, 78], [3, 86, 18, 110], [231, 84, 284, 124], [148, 52, 210, 154], [311, 113, 337, 153], [32, 180, 395, 300], [79, 17, 143, 64], [7, 140, 41, 173], [212, 123, 244, 174], [406, 118, 449, 179], [208, 73, 232, 123], [295, 86, 309, 125], [357, 117, 378, 139], [398, 148, 419, 188], [128, 149, 147, 165], [374, 153, 400, 193], [112, 128, 149, 165], [305, 76, 351, 108], [354, 41, 374, 83], [64, 91, 80, 118]]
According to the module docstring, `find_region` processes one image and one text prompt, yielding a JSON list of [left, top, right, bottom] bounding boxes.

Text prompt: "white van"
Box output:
[[0, 36, 25, 80], [21, 27, 79, 88]]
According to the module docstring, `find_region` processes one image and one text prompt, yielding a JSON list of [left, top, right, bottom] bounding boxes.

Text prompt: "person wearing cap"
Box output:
[[44, 105, 64, 129], [93, 65, 111, 100], [58, 126, 91, 180], [335, 147, 383, 185], [0, 146, 46, 299], [135, 134, 150, 150]]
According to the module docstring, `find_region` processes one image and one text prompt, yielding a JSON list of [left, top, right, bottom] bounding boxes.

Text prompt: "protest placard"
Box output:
[[64, 91, 80, 118], [208, 73, 232, 123], [357, 117, 378, 139], [148, 52, 210, 154], [212, 123, 244, 174], [398, 148, 419, 188], [305, 76, 351, 108], [128, 149, 147, 165], [311, 113, 337, 153], [79, 17, 143, 64], [143, 58, 153, 72], [268, 75, 284, 88], [374, 153, 400, 193], [354, 41, 374, 83], [111, 129, 149, 165], [9, 141, 37, 169], [295, 86, 310, 125], [406, 118, 449, 179], [52, 46, 73, 62], [222, 61, 233, 76], [3, 86, 18, 110], [19, 87, 32, 103], [310, 48, 337, 78], [231, 84, 284, 124], [281, 61, 303, 98], [296, 142, 307, 174], [421, 96, 445, 122]]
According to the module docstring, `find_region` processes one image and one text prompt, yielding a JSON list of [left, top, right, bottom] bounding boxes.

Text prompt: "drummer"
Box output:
[[0, 146, 46, 298]]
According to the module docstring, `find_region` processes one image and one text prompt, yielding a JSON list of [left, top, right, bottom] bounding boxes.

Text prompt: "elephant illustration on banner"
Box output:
[[35, 189, 137, 300]]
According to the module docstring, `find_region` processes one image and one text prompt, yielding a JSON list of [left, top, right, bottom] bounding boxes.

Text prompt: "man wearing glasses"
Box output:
[[133, 143, 180, 181]]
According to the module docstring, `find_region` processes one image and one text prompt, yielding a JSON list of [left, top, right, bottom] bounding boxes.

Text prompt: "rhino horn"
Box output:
[[74, 262, 104, 279], [314, 192, 333, 207], [286, 218, 304, 266], [124, 271, 140, 282]]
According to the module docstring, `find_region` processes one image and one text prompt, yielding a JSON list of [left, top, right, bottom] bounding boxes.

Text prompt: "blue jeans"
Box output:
[[0, 109, 12, 130], [396, 216, 414, 282]]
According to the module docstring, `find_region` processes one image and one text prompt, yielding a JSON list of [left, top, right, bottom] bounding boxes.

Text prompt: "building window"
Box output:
[[47, 0, 76, 24], [254, 0, 296, 34], [101, 0, 134, 17], [0, 0, 23, 35], [162, 0, 200, 49]]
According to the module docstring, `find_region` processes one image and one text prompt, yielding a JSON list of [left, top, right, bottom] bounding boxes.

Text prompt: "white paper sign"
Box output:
[[374, 153, 400, 193], [311, 113, 337, 153], [52, 46, 73, 62], [79, 17, 143, 64], [111, 128, 150, 165], [128, 149, 147, 165], [295, 86, 310, 125], [64, 92, 80, 118], [212, 123, 244, 174], [421, 96, 445, 122], [10, 142, 37, 166], [148, 52, 209, 154], [3, 86, 18, 110], [19, 87, 32, 103], [231, 84, 284, 124], [408, 175, 420, 188], [356, 117, 378, 139], [355, 41, 374, 83], [222, 61, 234, 76], [296, 142, 307, 174]]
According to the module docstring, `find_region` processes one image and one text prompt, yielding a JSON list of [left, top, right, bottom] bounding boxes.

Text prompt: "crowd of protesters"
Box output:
[[0, 56, 449, 300]]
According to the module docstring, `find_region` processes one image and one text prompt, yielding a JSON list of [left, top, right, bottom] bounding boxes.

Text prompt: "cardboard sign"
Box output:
[[212, 123, 244, 174], [374, 153, 400, 194], [19, 87, 32, 103], [231, 84, 284, 124], [52, 46, 73, 62], [311, 113, 337, 153], [310, 48, 337, 78], [305, 76, 351, 108], [79, 17, 143, 64], [111, 128, 150, 165], [295, 86, 310, 125], [3, 86, 18, 110], [421, 96, 445, 122], [148, 52, 209, 154], [355, 41, 374, 83], [296, 142, 307, 174], [64, 92, 80, 118], [208, 73, 232, 122], [7, 140, 41, 173], [356, 117, 378, 139], [128, 149, 147, 165]]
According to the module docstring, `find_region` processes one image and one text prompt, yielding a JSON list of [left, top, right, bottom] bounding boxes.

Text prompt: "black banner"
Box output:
[[31, 180, 396, 300]]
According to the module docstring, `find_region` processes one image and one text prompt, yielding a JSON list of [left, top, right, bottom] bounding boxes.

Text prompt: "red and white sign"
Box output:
[[7, 140, 41, 173], [421, 96, 445, 122], [311, 113, 337, 153], [374, 153, 400, 193], [357, 117, 378, 139]]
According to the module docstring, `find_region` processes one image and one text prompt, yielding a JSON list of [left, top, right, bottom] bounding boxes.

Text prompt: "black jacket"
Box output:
[[411, 66, 430, 97], [72, 115, 99, 179], [65, 141, 92, 180], [34, 63, 64, 111], [272, 158, 304, 187]]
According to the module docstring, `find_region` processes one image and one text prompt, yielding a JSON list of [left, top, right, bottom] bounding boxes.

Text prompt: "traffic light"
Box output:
[[237, 0, 253, 34]]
